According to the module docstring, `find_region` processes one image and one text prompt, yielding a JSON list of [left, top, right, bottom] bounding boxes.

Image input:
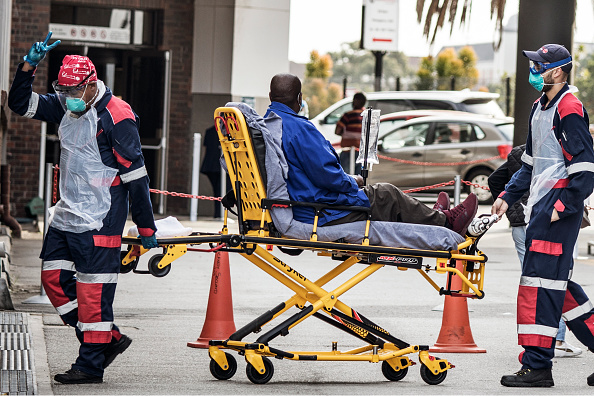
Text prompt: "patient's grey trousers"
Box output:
[[324, 183, 447, 227]]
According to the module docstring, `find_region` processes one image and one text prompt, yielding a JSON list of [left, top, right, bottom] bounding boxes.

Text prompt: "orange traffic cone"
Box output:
[[187, 250, 236, 349], [430, 259, 486, 353]]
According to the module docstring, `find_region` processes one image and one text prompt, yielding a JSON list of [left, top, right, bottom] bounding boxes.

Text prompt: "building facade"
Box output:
[[6, 0, 289, 218]]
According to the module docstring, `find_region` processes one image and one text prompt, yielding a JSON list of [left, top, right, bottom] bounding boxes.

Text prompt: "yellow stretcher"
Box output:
[[120, 106, 491, 385]]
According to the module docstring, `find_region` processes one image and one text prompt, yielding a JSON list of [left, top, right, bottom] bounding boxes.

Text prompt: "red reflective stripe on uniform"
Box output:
[[138, 228, 155, 237], [585, 314, 594, 336], [41, 269, 71, 307], [529, 239, 563, 256], [517, 285, 537, 324], [106, 96, 135, 125], [111, 328, 122, 342], [562, 289, 580, 313], [84, 331, 112, 344], [554, 199, 565, 213], [518, 334, 554, 348], [552, 178, 569, 188], [77, 282, 103, 323], [112, 148, 132, 168], [93, 235, 122, 248], [560, 143, 573, 161], [111, 176, 121, 186], [498, 191, 506, 198], [96, 128, 104, 137]]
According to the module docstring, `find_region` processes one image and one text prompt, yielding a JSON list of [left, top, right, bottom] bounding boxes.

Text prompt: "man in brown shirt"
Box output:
[[335, 92, 366, 174]]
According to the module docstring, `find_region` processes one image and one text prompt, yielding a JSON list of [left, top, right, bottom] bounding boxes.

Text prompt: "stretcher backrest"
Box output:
[[214, 107, 273, 233]]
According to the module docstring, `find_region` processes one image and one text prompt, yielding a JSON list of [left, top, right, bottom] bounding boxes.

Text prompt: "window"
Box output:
[[370, 99, 414, 114], [382, 123, 430, 149], [432, 123, 478, 144], [323, 103, 352, 125]]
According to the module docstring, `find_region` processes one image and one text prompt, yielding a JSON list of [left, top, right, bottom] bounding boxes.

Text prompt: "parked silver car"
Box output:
[[367, 114, 513, 204]]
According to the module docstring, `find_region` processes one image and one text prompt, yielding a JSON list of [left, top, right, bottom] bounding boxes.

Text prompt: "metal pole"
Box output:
[[454, 175, 461, 206], [343, 76, 347, 98], [396, 76, 400, 91], [349, 148, 356, 175], [38, 122, 47, 198], [190, 133, 201, 221], [158, 50, 171, 215], [219, 166, 225, 219], [505, 76, 511, 117], [23, 163, 53, 304], [373, 51, 385, 91]]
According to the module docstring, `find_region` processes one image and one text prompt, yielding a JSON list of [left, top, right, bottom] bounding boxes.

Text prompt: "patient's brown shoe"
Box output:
[[443, 193, 478, 236], [433, 192, 450, 211]]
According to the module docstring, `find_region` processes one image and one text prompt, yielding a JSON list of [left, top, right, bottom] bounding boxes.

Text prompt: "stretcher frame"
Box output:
[[120, 106, 490, 385]]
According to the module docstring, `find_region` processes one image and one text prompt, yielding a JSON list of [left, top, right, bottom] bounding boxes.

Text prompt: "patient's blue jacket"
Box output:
[[265, 102, 369, 225]]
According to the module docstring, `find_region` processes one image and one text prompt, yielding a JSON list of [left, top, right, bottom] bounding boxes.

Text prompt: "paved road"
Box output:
[[9, 209, 594, 394]]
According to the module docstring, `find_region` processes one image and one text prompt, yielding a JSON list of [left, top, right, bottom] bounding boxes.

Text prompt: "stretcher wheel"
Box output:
[[209, 352, 237, 380], [420, 363, 447, 385], [381, 361, 408, 381], [148, 254, 170, 277], [120, 250, 137, 274], [245, 356, 274, 384]]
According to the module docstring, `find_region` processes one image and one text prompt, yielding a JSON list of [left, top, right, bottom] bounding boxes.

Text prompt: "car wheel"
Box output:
[[466, 169, 493, 205]]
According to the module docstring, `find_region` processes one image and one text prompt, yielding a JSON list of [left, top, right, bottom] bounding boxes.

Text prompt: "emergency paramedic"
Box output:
[[492, 44, 594, 388], [8, 32, 158, 384], [266, 73, 477, 236]]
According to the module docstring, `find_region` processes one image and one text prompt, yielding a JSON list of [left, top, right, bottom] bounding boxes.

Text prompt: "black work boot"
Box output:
[[103, 334, 132, 368], [501, 368, 554, 387], [588, 371, 594, 386], [54, 369, 103, 384]]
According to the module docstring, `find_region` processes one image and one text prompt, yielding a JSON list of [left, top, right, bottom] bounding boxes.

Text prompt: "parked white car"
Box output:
[[311, 90, 507, 145]]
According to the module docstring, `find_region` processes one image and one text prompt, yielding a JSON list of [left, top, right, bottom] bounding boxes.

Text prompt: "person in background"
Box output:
[[201, 125, 225, 219], [8, 32, 157, 384], [335, 92, 366, 175], [488, 144, 583, 359]]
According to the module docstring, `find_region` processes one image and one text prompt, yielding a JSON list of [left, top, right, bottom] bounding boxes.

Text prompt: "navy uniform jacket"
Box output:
[[500, 84, 594, 218], [8, 63, 156, 239]]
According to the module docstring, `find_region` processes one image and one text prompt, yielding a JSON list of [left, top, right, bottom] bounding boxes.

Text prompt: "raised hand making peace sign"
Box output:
[[23, 31, 61, 67]]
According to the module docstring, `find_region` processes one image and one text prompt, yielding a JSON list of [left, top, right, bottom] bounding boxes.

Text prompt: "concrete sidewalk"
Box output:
[[5, 210, 594, 394]]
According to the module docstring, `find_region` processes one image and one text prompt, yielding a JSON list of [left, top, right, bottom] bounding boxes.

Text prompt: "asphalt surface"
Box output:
[[7, 206, 594, 395]]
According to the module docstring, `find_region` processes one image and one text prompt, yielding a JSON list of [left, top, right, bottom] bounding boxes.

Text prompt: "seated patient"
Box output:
[[264, 74, 477, 236]]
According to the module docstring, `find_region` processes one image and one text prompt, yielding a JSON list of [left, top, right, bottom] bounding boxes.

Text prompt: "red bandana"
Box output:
[[57, 55, 97, 87]]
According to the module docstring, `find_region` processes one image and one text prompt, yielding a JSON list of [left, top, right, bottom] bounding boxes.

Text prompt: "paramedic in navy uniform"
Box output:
[[8, 32, 158, 384], [493, 44, 594, 388]]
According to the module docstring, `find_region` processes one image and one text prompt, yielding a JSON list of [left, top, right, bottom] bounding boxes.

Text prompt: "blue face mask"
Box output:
[[528, 72, 545, 92], [65, 84, 89, 112], [66, 97, 87, 112]]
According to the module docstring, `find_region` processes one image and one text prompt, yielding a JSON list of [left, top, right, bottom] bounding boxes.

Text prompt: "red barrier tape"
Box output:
[[377, 154, 501, 167], [149, 189, 222, 201]]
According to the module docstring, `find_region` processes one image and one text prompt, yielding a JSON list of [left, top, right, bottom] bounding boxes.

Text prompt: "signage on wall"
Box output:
[[361, 0, 399, 52], [49, 23, 130, 44]]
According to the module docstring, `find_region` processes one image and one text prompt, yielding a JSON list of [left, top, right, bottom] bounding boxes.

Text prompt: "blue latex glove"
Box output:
[[140, 234, 159, 249], [24, 31, 61, 67]]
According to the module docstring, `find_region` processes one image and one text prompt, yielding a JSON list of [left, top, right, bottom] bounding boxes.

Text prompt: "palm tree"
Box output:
[[416, 0, 507, 49]]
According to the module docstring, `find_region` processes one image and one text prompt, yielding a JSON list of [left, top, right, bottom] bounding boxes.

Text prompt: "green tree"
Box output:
[[574, 46, 594, 116], [302, 78, 342, 118], [306, 50, 333, 79], [327, 41, 413, 92], [415, 46, 479, 90]]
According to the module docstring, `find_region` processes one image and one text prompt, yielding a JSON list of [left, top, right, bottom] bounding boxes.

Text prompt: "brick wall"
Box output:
[[8, 0, 195, 216]]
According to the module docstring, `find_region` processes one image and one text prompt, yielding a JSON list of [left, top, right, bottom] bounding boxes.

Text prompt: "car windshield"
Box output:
[[382, 123, 430, 149], [461, 99, 506, 118], [379, 118, 407, 137], [496, 123, 514, 140], [323, 103, 352, 125]]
